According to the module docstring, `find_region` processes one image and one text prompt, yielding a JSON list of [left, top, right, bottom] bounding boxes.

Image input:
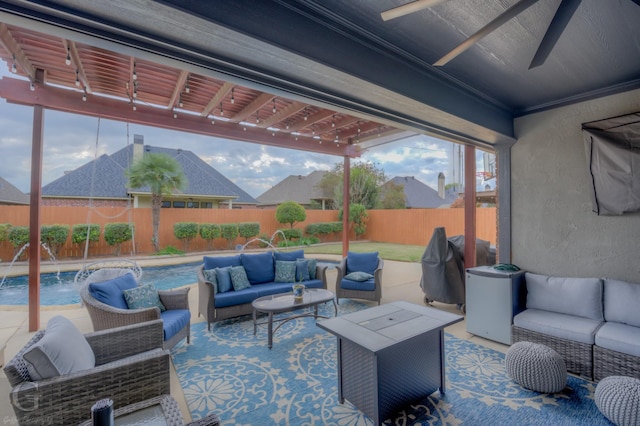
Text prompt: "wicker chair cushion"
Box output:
[[595, 322, 640, 357], [341, 277, 376, 291], [160, 309, 191, 341], [215, 267, 234, 293], [275, 261, 296, 283], [241, 252, 276, 284], [89, 273, 138, 309], [123, 284, 166, 312], [203, 255, 241, 270], [22, 316, 95, 381], [505, 341, 567, 393], [346, 252, 379, 275], [513, 308, 602, 344], [296, 259, 310, 281], [595, 376, 640, 426], [604, 279, 640, 327], [230, 266, 251, 291], [274, 250, 305, 261], [525, 273, 603, 320]]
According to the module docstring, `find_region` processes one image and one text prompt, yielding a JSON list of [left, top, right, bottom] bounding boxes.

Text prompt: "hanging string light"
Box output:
[[179, 95, 184, 108], [75, 69, 80, 87], [11, 55, 16, 73], [230, 88, 235, 104], [220, 102, 224, 116], [82, 88, 87, 102], [303, 108, 308, 121], [173, 110, 178, 119], [132, 62, 137, 81], [256, 111, 260, 124], [332, 115, 336, 128], [65, 47, 71, 66], [184, 79, 190, 94], [272, 98, 277, 113], [29, 81, 35, 91]]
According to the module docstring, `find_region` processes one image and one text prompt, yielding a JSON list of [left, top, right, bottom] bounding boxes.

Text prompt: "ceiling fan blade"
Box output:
[[381, 0, 449, 21], [434, 0, 541, 66], [528, 0, 582, 69]]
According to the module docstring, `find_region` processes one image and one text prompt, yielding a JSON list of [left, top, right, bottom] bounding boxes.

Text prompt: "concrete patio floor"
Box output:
[[0, 253, 507, 423]]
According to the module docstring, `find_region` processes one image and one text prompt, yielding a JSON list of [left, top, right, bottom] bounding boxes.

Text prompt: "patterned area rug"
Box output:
[[172, 300, 610, 425]]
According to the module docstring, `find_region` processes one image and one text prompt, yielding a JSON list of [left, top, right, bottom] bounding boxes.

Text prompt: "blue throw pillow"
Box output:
[[202, 269, 219, 294], [346, 251, 379, 275], [216, 266, 234, 293], [344, 271, 374, 282], [203, 255, 241, 270], [241, 252, 275, 284], [88, 273, 138, 309], [122, 283, 166, 311], [230, 266, 252, 291], [274, 260, 296, 283], [307, 258, 317, 279], [274, 250, 305, 262], [296, 259, 311, 281]]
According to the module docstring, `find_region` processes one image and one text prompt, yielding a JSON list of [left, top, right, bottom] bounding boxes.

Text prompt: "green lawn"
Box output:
[[300, 241, 425, 262]]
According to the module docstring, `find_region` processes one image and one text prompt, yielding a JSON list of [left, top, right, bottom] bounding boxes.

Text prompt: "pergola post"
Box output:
[[464, 144, 477, 268], [342, 156, 350, 257]]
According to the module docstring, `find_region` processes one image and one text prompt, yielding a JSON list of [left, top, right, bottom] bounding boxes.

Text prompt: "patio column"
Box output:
[[464, 144, 476, 268], [342, 156, 350, 257], [28, 69, 45, 331], [495, 143, 513, 263]]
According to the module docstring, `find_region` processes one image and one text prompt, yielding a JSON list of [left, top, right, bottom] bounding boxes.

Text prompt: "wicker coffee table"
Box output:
[[252, 288, 337, 348]]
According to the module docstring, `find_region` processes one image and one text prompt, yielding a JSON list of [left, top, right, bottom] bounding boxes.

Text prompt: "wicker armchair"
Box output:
[[3, 320, 170, 426], [335, 253, 384, 305], [80, 282, 191, 350]]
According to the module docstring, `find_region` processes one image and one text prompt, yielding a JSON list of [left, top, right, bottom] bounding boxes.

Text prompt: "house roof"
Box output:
[[386, 176, 457, 208], [42, 141, 257, 204], [0, 177, 29, 205], [256, 170, 330, 206]]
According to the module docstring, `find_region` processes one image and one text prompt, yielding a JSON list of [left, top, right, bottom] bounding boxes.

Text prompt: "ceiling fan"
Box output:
[[381, 0, 583, 69]]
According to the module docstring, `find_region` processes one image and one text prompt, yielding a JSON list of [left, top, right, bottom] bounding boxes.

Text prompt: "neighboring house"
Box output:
[[42, 135, 258, 209], [382, 175, 458, 209], [256, 170, 333, 209], [0, 177, 29, 205]]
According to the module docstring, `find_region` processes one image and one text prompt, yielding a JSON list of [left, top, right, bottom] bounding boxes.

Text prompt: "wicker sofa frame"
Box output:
[[4, 320, 170, 425], [197, 264, 329, 330], [594, 345, 640, 381], [80, 282, 191, 350], [335, 256, 384, 305]]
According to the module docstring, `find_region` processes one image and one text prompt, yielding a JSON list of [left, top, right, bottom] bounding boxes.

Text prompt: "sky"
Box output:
[[0, 81, 494, 199]]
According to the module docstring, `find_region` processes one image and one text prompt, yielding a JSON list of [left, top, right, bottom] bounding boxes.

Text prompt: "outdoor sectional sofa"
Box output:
[[511, 272, 640, 381], [197, 250, 329, 330]]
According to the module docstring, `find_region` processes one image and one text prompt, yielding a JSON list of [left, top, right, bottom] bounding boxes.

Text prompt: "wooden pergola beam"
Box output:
[[0, 23, 36, 80]]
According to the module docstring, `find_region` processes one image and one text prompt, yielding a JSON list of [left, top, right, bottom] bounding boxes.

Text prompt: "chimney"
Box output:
[[438, 172, 445, 199], [133, 134, 144, 163]]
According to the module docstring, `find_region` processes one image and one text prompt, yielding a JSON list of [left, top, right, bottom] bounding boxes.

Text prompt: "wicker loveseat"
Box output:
[[4, 319, 170, 425], [512, 272, 640, 381], [197, 250, 329, 330]]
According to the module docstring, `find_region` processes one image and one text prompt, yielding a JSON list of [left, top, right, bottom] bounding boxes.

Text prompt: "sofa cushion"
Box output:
[[513, 308, 603, 345], [603, 279, 640, 327], [307, 258, 317, 279], [595, 322, 640, 357], [241, 252, 275, 284], [296, 259, 311, 281], [525, 273, 603, 320], [202, 269, 218, 294], [255, 280, 324, 299], [274, 250, 305, 262], [22, 316, 96, 381], [215, 286, 261, 308], [160, 309, 191, 342], [341, 277, 376, 292], [203, 255, 241, 270], [346, 252, 379, 275], [88, 272, 138, 309], [230, 266, 252, 291], [275, 260, 296, 283], [123, 283, 166, 311], [215, 266, 234, 293]]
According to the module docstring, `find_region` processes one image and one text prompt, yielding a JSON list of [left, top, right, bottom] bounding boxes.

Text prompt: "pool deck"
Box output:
[[0, 252, 507, 423]]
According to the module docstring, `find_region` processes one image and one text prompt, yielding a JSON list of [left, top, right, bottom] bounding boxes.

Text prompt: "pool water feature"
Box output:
[[0, 259, 337, 306]]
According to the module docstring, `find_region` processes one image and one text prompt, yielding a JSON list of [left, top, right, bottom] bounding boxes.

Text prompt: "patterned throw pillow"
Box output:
[[295, 259, 311, 281], [230, 266, 251, 291], [344, 271, 374, 282], [202, 268, 219, 294], [122, 284, 166, 311], [307, 258, 317, 279], [275, 260, 296, 283]]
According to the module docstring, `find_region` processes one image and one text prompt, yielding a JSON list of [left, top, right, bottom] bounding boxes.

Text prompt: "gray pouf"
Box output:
[[595, 376, 640, 426], [505, 341, 567, 393]]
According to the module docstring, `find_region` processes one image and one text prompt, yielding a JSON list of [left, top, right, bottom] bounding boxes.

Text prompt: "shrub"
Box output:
[[220, 223, 239, 249], [71, 224, 100, 246], [0, 223, 11, 242], [40, 224, 70, 258], [104, 222, 134, 256], [300, 236, 320, 246], [238, 222, 260, 242], [275, 201, 306, 228], [199, 223, 221, 250], [8, 226, 29, 259], [305, 222, 338, 242], [279, 228, 302, 241], [154, 245, 184, 256], [339, 204, 368, 239], [174, 222, 199, 252]]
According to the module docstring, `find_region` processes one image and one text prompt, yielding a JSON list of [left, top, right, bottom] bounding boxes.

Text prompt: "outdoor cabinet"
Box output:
[[465, 266, 526, 345]]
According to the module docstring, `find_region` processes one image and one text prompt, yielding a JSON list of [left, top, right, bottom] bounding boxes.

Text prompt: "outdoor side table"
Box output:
[[317, 301, 463, 425]]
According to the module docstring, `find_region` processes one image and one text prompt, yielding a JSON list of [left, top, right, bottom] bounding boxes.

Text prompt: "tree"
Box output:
[[380, 181, 406, 209], [275, 201, 307, 229], [339, 203, 369, 240], [126, 152, 186, 252], [317, 161, 387, 209]]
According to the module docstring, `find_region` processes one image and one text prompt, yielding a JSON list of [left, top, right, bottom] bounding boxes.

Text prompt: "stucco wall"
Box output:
[[512, 89, 640, 281]]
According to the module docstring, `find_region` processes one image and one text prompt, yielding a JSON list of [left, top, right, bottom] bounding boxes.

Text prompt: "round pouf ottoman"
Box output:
[[595, 376, 640, 426], [505, 341, 567, 393]]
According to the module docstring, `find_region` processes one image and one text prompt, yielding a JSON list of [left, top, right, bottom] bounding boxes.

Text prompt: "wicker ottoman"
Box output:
[[505, 341, 567, 393], [595, 376, 640, 426]]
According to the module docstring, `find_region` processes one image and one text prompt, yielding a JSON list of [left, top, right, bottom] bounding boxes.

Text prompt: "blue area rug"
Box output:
[[172, 300, 611, 425]]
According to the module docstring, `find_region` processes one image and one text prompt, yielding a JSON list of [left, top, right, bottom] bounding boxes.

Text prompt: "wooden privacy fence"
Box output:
[[0, 205, 496, 261]]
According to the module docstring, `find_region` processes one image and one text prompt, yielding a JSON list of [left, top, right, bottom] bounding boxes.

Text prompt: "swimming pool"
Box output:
[[0, 259, 337, 306]]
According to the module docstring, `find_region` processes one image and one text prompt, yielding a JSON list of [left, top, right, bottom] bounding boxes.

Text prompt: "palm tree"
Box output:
[[126, 152, 186, 252]]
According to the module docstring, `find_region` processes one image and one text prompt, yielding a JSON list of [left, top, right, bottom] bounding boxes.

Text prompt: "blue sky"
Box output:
[[0, 84, 493, 199]]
